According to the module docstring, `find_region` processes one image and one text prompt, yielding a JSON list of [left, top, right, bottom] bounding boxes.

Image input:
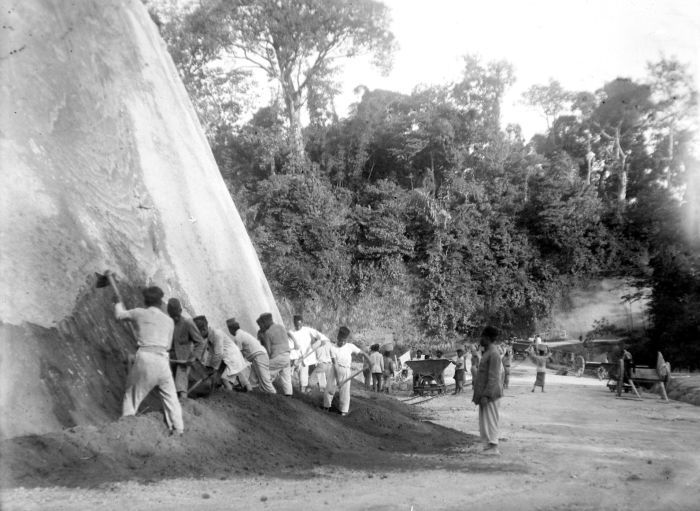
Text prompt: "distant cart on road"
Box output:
[[405, 359, 452, 396]]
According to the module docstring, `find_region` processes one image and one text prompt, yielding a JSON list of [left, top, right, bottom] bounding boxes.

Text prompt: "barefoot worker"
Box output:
[[472, 326, 503, 454], [167, 298, 205, 400], [227, 318, 277, 394], [115, 286, 184, 435]]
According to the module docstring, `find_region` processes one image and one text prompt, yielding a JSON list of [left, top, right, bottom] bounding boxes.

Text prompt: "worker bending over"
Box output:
[[193, 315, 252, 393], [227, 318, 277, 394]]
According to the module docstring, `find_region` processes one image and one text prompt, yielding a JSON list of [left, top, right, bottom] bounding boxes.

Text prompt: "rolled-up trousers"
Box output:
[[478, 398, 500, 445], [123, 350, 184, 433]]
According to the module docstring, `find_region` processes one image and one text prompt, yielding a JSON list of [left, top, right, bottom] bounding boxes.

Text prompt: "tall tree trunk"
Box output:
[[283, 90, 305, 170], [614, 127, 627, 204]]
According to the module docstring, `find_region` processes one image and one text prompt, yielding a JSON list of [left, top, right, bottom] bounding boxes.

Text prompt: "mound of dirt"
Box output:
[[0, 388, 473, 489]]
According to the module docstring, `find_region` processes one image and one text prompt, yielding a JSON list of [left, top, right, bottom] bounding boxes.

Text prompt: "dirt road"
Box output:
[[3, 362, 699, 510]]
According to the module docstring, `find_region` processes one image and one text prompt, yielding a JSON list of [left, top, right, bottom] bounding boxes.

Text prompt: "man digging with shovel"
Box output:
[[323, 326, 370, 416]]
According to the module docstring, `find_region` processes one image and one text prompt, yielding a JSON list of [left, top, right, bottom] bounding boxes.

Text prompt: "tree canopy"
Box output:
[[149, 1, 700, 368]]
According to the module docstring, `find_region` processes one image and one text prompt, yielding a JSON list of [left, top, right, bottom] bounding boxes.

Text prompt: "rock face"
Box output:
[[0, 0, 281, 438]]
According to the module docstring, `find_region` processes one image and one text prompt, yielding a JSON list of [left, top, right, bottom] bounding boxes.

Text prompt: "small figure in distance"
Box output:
[[528, 345, 552, 393], [453, 348, 467, 394], [369, 343, 384, 392]]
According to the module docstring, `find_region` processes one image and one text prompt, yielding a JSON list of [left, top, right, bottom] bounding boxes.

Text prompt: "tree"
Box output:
[[646, 57, 699, 188], [523, 79, 571, 131], [189, 0, 395, 165], [145, 0, 252, 140], [590, 78, 653, 204]]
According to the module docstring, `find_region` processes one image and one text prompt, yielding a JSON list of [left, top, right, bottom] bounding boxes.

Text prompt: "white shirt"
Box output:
[[314, 339, 333, 364], [115, 304, 173, 352], [332, 343, 363, 368], [234, 329, 266, 361], [289, 326, 328, 365]]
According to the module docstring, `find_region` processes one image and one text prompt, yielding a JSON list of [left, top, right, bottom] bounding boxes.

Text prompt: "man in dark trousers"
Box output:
[[167, 298, 205, 400]]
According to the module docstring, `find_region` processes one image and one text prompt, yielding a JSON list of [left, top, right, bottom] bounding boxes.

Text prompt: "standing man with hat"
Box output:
[[115, 286, 184, 435], [472, 326, 503, 454]]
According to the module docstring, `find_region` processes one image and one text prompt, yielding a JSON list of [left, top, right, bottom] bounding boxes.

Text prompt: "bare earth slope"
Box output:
[[3, 363, 700, 510]]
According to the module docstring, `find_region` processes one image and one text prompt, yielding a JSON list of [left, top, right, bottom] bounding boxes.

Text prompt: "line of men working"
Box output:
[[114, 285, 370, 435]]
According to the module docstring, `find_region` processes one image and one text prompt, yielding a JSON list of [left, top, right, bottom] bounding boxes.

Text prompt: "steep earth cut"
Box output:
[[0, 0, 281, 438]]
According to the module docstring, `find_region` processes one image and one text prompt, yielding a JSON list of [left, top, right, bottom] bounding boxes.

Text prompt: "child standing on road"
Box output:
[[453, 348, 467, 394], [369, 344, 384, 392]]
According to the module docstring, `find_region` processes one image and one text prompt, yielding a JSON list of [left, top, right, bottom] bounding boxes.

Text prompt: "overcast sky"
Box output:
[[335, 0, 700, 137]]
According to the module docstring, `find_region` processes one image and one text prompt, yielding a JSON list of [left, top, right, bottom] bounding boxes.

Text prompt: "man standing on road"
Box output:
[[115, 285, 184, 435], [167, 298, 205, 400], [472, 326, 503, 455]]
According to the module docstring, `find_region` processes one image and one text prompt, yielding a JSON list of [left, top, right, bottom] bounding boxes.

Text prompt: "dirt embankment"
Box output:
[[0, 385, 471, 490], [3, 364, 700, 510]]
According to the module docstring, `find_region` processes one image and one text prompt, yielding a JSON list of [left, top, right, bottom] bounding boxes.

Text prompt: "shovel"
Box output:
[[188, 371, 217, 396], [334, 368, 365, 392]]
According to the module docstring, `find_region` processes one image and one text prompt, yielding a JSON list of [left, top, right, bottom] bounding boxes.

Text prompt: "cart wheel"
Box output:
[[597, 367, 608, 381]]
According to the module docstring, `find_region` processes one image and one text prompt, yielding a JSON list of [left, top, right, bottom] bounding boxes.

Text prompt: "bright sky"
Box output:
[[335, 0, 700, 137]]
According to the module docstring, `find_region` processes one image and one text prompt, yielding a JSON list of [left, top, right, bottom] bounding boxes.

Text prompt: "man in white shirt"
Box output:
[[115, 285, 183, 435], [323, 326, 370, 416], [289, 315, 328, 392], [308, 335, 333, 391]]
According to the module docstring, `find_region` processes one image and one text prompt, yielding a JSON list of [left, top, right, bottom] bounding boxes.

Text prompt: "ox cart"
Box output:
[[587, 353, 671, 401]]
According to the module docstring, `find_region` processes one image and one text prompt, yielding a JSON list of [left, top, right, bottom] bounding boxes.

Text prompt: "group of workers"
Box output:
[[114, 284, 373, 436], [113, 280, 569, 457]]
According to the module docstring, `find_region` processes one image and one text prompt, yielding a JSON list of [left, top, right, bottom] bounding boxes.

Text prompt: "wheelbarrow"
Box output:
[[405, 359, 452, 396]]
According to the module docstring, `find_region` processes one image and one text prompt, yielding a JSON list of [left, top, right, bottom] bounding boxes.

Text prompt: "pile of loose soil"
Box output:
[[0, 385, 472, 489]]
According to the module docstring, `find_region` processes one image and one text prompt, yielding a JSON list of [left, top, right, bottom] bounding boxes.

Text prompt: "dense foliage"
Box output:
[[146, 1, 699, 368]]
